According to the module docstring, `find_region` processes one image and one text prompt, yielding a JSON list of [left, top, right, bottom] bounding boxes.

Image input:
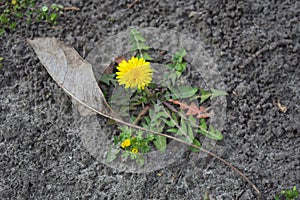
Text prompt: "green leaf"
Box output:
[[114, 136, 118, 145], [200, 89, 211, 104], [173, 49, 186, 63], [142, 52, 153, 61], [15, 12, 23, 18], [50, 13, 58, 21], [0, 29, 4, 36], [99, 74, 116, 85], [187, 122, 194, 143], [188, 115, 197, 125], [106, 145, 120, 163], [136, 157, 145, 166], [143, 116, 151, 125], [139, 43, 149, 50], [10, 22, 16, 30], [130, 29, 146, 42], [180, 117, 187, 135], [210, 89, 228, 99], [41, 5, 48, 12], [189, 139, 201, 152], [130, 43, 138, 52], [169, 86, 198, 99], [175, 62, 186, 73], [152, 112, 168, 122], [166, 128, 178, 133], [161, 118, 174, 127], [209, 125, 223, 140], [200, 118, 207, 130], [179, 86, 197, 99], [171, 112, 179, 125], [198, 125, 223, 140], [153, 135, 166, 152], [169, 73, 177, 86]]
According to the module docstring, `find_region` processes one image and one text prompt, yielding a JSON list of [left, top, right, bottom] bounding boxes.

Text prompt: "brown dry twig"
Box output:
[[69, 92, 262, 199], [239, 39, 293, 68], [133, 105, 151, 125], [127, 0, 140, 9], [63, 6, 80, 11], [273, 99, 287, 113]]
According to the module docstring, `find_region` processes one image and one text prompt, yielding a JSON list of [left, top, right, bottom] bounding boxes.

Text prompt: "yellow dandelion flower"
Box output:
[[116, 57, 153, 90], [131, 148, 138, 154], [121, 139, 131, 148], [11, 0, 17, 5]]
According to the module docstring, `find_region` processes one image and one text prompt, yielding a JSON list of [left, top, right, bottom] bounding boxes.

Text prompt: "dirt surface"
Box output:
[[0, 0, 299, 199]]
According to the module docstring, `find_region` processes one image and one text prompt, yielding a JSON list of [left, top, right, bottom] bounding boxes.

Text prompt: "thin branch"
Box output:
[[63, 6, 80, 11], [127, 0, 140, 9], [133, 105, 151, 125], [67, 87, 261, 199]]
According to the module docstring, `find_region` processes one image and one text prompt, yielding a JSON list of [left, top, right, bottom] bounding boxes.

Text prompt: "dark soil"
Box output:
[[0, 0, 299, 199]]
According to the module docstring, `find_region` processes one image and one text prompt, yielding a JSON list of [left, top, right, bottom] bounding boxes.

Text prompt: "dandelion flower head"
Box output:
[[116, 57, 153, 90]]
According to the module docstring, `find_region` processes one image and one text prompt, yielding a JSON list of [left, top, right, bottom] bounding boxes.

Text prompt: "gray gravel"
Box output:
[[0, 0, 299, 199]]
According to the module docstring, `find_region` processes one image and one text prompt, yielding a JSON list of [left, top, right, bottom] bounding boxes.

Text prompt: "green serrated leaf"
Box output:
[[144, 116, 151, 125], [130, 43, 138, 52], [210, 89, 228, 99], [161, 118, 175, 127], [131, 29, 146, 42], [152, 112, 168, 122], [99, 74, 116, 85], [139, 43, 149, 50]]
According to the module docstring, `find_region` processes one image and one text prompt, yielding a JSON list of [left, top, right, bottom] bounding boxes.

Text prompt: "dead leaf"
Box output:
[[27, 37, 115, 117], [115, 56, 126, 64], [102, 56, 125, 75], [273, 99, 287, 113], [168, 99, 212, 118]]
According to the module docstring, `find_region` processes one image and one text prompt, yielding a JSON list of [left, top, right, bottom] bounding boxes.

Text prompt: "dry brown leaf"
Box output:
[[27, 37, 114, 117], [168, 99, 212, 118]]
